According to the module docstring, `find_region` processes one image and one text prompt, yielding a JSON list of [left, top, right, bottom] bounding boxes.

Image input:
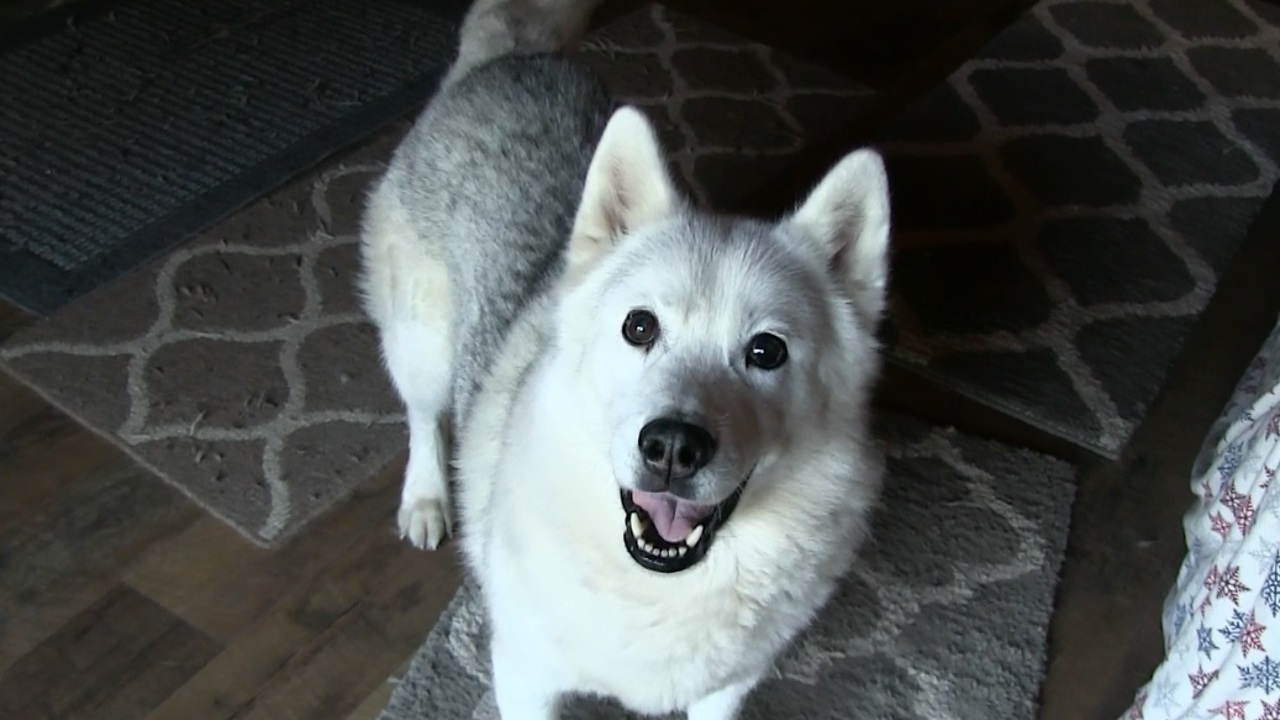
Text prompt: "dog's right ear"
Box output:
[[783, 147, 892, 326], [566, 107, 677, 279]]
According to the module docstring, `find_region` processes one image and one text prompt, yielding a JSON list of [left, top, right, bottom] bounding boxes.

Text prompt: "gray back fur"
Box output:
[[386, 54, 615, 421]]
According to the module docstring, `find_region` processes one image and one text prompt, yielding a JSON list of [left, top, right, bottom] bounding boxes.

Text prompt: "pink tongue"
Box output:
[[631, 492, 715, 543]]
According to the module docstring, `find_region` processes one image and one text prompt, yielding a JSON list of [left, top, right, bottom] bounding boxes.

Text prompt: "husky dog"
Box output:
[[358, 2, 890, 717]]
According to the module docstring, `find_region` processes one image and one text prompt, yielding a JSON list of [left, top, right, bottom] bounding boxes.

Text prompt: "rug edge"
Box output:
[[884, 354, 1123, 459], [0, 358, 288, 548]]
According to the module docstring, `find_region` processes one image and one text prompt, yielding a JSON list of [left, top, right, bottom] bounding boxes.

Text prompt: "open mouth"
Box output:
[[620, 480, 747, 574]]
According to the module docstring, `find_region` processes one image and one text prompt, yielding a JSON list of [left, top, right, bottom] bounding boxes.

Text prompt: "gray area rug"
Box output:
[[571, 5, 877, 208], [0, 5, 878, 547], [377, 415, 1077, 720], [879, 0, 1280, 457], [0, 0, 466, 314]]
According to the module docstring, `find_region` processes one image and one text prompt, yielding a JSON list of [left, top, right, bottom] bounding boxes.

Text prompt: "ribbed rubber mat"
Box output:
[[0, 0, 466, 313]]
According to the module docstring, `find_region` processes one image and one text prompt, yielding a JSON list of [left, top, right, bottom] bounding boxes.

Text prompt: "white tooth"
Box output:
[[664, 548, 676, 558], [678, 546, 688, 557], [685, 525, 705, 547], [629, 513, 646, 538]]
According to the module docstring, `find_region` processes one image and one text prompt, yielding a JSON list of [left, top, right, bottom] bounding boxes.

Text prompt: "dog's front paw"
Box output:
[[398, 495, 452, 550]]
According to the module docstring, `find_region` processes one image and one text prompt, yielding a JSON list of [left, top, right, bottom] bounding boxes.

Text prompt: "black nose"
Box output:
[[638, 418, 716, 483]]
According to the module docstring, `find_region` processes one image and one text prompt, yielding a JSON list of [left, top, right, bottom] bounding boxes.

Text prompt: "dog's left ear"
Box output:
[[784, 148, 892, 325], [566, 106, 678, 279]]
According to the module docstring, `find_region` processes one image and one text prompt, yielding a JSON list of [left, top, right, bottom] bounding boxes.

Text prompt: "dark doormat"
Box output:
[[878, 0, 1280, 457], [0, 0, 466, 314]]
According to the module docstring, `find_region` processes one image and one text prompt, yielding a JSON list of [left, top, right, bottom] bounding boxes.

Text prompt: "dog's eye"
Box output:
[[622, 309, 660, 347], [746, 333, 788, 370]]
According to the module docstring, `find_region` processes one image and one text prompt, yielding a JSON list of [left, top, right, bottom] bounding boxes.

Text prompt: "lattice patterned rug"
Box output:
[[879, 0, 1280, 456]]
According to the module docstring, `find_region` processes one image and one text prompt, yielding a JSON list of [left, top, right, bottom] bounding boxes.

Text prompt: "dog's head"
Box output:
[[552, 107, 891, 574]]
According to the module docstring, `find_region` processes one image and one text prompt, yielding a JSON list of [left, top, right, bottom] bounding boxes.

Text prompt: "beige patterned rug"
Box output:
[[0, 133, 408, 546], [0, 5, 878, 546], [878, 0, 1280, 457]]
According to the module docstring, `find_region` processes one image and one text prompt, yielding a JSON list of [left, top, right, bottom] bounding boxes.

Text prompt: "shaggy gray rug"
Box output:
[[377, 415, 1077, 720], [879, 0, 1280, 457], [0, 5, 876, 547]]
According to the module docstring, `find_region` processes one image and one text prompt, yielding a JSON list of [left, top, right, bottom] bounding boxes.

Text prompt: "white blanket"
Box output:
[[1124, 315, 1280, 719]]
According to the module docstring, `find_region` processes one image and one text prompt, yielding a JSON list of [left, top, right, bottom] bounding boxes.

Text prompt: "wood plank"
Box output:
[[0, 299, 34, 344], [141, 504, 461, 720], [88, 620, 222, 720], [342, 682, 395, 720], [0, 461, 198, 674], [0, 376, 120, 532], [0, 584, 219, 720], [123, 459, 406, 644], [342, 655, 412, 720], [233, 564, 456, 720]]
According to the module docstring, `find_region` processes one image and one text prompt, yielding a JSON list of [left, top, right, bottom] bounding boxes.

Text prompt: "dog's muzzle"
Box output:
[[621, 416, 749, 573]]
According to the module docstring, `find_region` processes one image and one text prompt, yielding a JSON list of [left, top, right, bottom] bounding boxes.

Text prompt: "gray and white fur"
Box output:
[[386, 57, 613, 422], [359, 0, 892, 717], [441, 0, 603, 89], [360, 0, 613, 550]]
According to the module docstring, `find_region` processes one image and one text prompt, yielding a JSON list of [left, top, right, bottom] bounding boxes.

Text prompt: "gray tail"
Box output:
[[440, 0, 603, 89]]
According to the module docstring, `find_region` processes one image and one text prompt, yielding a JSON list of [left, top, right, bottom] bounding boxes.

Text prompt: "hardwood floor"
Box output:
[[0, 374, 462, 719], [2, 1, 1279, 719], [0, 301, 463, 720]]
